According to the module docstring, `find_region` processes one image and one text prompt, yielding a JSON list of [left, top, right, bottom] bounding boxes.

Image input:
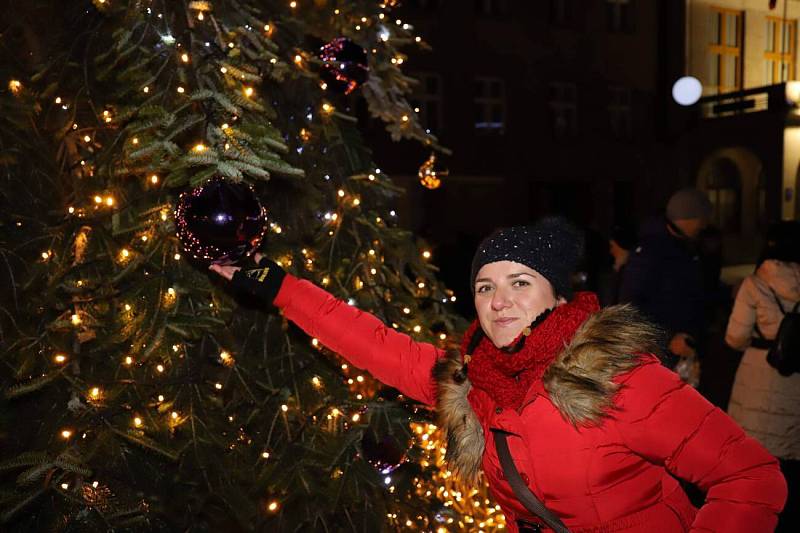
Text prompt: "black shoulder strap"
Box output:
[[768, 287, 787, 315], [492, 430, 571, 533]]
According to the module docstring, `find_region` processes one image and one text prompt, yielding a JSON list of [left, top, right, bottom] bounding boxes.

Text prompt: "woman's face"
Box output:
[[474, 261, 560, 348]]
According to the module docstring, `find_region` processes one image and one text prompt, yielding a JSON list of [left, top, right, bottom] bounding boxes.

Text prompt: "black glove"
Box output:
[[230, 255, 287, 306]]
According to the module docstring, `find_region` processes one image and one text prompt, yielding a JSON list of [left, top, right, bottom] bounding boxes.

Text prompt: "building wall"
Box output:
[[688, 0, 800, 93]]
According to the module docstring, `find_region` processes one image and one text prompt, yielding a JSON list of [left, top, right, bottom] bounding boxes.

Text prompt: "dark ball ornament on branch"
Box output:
[[318, 37, 369, 95], [175, 177, 267, 265], [360, 431, 408, 475]]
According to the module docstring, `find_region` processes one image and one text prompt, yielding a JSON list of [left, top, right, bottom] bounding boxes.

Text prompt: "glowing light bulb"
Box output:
[[133, 417, 143, 427], [54, 354, 67, 364], [181, 53, 189, 62]]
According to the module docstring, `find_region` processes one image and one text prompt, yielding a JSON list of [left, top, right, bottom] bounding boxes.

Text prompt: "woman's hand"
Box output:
[[208, 253, 287, 307], [208, 253, 264, 281]]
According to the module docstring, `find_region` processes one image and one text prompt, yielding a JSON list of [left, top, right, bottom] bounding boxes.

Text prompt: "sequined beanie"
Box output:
[[470, 216, 584, 299]]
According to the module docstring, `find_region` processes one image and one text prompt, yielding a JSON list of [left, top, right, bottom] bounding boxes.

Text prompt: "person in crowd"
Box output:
[[618, 188, 711, 382], [725, 221, 800, 533], [596, 222, 637, 307], [211, 216, 786, 533]]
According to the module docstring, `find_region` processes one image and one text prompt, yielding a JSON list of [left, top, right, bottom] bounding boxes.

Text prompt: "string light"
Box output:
[[243, 87, 254, 97], [267, 501, 279, 512], [71, 313, 81, 325], [150, 174, 159, 184], [181, 53, 189, 62], [422, 250, 431, 259], [133, 416, 143, 428], [53, 353, 67, 364], [8, 79, 22, 94], [60, 429, 72, 439], [193, 143, 207, 152], [124, 356, 133, 366]]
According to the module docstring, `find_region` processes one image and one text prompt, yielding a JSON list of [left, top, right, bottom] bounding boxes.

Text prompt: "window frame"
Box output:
[[708, 6, 744, 94], [548, 81, 578, 140], [764, 16, 796, 84], [410, 72, 444, 134], [473, 77, 506, 134]]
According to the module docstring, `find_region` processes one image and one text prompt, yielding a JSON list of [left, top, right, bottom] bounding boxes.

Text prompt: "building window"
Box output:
[[410, 73, 443, 133], [607, 0, 634, 33], [477, 0, 508, 16], [608, 86, 632, 139], [474, 77, 505, 133], [765, 17, 796, 84], [549, 82, 578, 140], [708, 7, 743, 94]]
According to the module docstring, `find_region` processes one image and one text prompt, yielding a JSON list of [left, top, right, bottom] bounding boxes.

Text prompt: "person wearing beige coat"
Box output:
[[725, 220, 800, 532]]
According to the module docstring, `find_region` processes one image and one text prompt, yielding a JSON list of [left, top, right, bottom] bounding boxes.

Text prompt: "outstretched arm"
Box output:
[[210, 256, 442, 406]]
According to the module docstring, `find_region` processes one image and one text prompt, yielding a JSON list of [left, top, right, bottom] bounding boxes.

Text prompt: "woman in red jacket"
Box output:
[[211, 217, 786, 533]]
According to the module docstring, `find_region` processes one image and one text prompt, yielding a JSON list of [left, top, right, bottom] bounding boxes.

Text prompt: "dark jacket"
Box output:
[[618, 217, 706, 341]]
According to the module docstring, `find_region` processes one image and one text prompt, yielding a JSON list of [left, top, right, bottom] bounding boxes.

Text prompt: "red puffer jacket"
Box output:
[[273, 275, 787, 532]]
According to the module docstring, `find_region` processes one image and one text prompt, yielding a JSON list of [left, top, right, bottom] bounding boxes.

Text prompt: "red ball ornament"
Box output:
[[175, 177, 267, 264]]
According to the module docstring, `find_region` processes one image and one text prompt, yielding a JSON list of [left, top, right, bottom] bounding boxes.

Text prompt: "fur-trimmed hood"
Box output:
[[433, 303, 663, 481]]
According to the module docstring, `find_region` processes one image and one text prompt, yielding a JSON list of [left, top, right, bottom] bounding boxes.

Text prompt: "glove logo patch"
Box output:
[[245, 267, 270, 283]]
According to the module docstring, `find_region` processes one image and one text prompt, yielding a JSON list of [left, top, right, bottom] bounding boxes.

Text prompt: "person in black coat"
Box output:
[[618, 188, 712, 370]]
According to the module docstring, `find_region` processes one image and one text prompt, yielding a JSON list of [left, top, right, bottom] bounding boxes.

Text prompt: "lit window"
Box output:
[[474, 77, 505, 134], [708, 7, 743, 94], [765, 17, 796, 84]]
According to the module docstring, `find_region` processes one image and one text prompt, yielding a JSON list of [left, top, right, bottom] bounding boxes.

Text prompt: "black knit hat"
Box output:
[[470, 217, 584, 299]]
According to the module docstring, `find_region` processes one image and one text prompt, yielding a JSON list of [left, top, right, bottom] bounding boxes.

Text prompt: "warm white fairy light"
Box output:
[[133, 416, 143, 427], [71, 313, 81, 325], [268, 501, 279, 512], [124, 356, 133, 366], [61, 429, 72, 439], [54, 353, 67, 364]]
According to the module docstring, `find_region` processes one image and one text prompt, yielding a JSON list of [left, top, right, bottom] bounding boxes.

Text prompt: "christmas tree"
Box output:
[[0, 1, 505, 530]]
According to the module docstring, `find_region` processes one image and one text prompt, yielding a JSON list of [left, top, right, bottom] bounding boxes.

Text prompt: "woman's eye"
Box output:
[[476, 285, 492, 293], [513, 280, 530, 288]]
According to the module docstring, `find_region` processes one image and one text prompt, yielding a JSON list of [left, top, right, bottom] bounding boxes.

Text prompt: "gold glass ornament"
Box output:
[[418, 153, 447, 190]]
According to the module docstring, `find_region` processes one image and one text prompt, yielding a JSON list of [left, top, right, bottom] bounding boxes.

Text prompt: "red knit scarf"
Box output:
[[464, 292, 600, 410]]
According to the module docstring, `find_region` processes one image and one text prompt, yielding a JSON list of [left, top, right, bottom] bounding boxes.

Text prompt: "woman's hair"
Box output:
[[758, 221, 800, 266]]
